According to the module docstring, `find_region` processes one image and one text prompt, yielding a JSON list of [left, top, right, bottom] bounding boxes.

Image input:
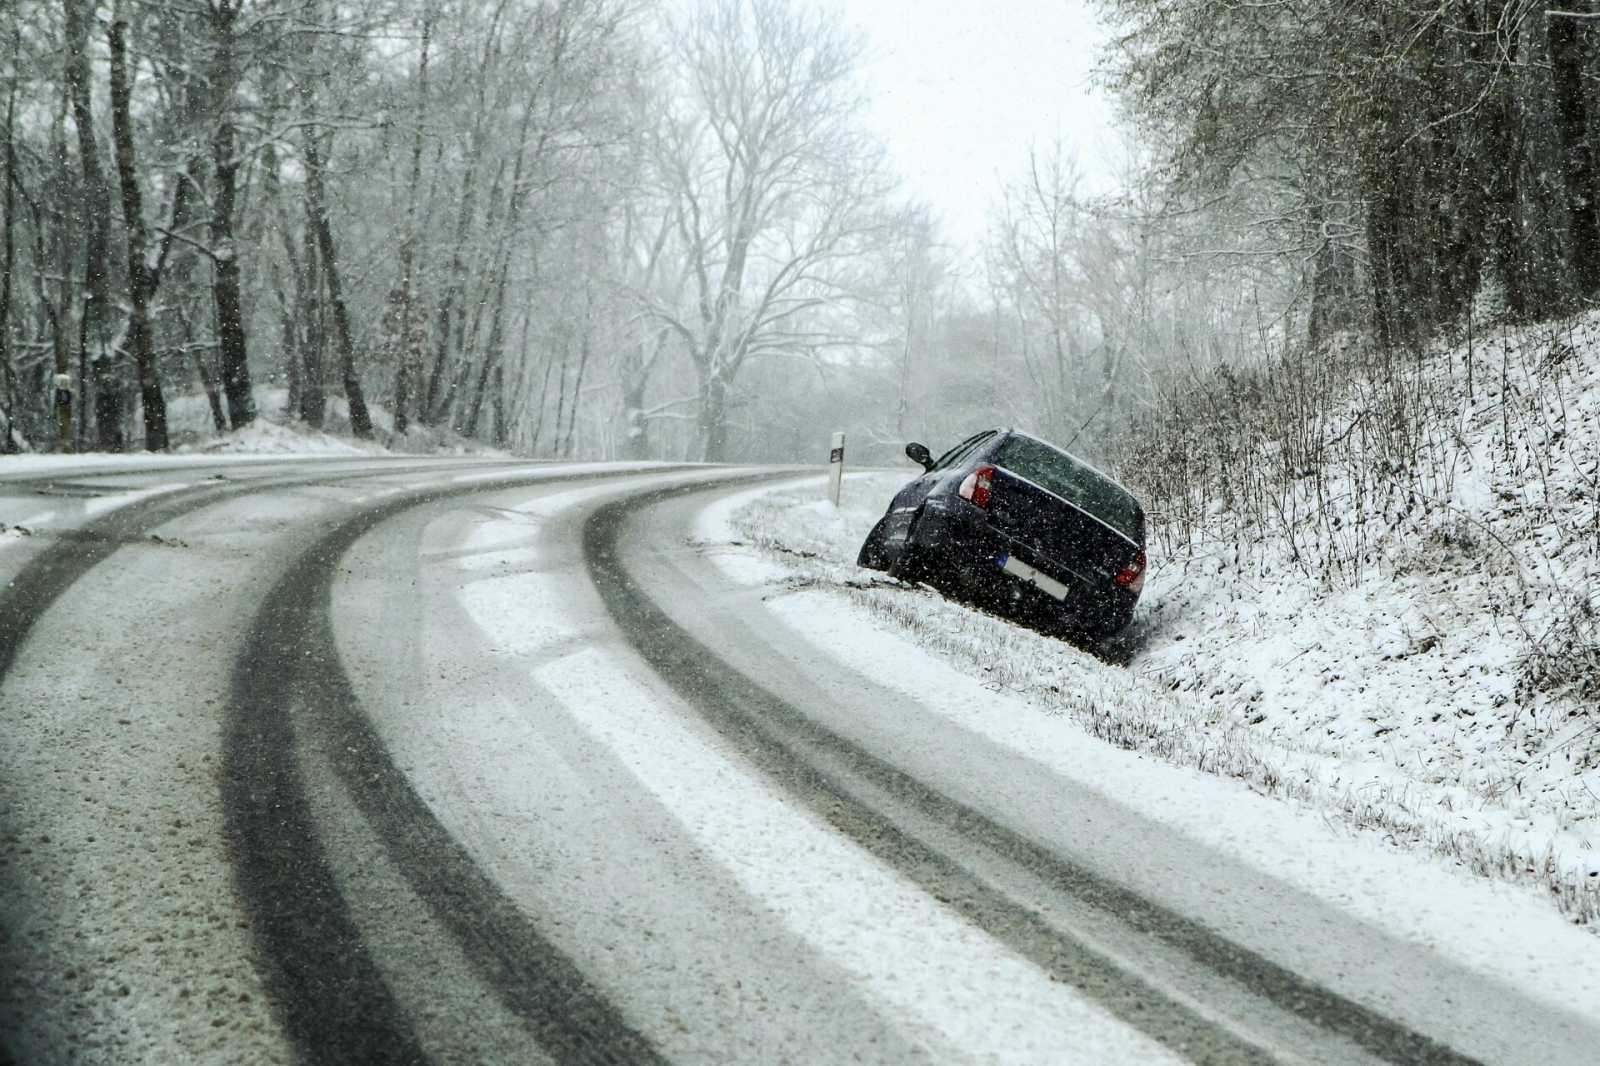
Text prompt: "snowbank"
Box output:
[[1, 385, 515, 465]]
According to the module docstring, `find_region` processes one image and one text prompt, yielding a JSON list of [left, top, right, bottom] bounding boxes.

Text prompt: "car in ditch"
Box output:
[[857, 429, 1147, 638]]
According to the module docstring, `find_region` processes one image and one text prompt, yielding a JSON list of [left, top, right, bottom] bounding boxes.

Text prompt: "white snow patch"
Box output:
[[178, 416, 380, 456]]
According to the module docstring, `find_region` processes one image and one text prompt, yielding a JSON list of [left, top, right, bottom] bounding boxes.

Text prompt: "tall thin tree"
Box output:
[[108, 5, 168, 450], [63, 0, 124, 449], [302, 131, 373, 439]]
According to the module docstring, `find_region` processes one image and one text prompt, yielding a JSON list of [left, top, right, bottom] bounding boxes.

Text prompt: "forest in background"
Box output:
[[1, 0, 1598, 469]]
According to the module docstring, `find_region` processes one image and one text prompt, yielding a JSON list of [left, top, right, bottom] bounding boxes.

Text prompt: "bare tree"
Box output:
[[879, 205, 946, 440], [301, 130, 373, 439], [613, 198, 681, 459], [989, 143, 1086, 434], [637, 0, 892, 461], [107, 3, 168, 450], [0, 25, 17, 452], [203, 0, 255, 429], [63, 0, 123, 449], [390, 10, 433, 437]]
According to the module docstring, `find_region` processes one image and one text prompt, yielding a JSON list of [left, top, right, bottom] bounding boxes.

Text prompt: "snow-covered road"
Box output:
[[2, 457, 1596, 1064]]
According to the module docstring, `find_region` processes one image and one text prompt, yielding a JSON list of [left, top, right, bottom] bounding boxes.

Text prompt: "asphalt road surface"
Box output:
[[2, 458, 1595, 1064]]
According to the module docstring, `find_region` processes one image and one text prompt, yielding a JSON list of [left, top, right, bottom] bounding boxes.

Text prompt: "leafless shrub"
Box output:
[[1113, 309, 1599, 737], [1517, 601, 1600, 710]]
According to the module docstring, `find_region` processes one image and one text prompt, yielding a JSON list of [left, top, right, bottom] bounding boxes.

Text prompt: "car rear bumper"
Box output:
[[918, 498, 1139, 631]]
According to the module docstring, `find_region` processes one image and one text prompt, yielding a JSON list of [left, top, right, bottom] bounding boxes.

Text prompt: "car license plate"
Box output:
[[997, 554, 1069, 601]]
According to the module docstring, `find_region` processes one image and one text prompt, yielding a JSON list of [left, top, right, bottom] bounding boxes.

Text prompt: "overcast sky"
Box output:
[[845, 1, 1122, 254]]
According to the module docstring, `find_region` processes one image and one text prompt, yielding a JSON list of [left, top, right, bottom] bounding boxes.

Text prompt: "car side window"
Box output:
[[931, 430, 996, 471]]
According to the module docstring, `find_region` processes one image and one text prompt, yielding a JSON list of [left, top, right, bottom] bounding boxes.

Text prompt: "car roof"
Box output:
[[997, 428, 1141, 502]]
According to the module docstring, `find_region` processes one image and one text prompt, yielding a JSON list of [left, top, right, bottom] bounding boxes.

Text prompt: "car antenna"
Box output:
[[1063, 398, 1107, 450]]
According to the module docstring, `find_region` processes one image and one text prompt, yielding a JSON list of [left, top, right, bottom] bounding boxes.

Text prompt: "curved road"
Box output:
[[0, 458, 1594, 1064]]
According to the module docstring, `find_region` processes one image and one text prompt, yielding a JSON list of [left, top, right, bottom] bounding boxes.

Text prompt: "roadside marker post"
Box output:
[[828, 431, 845, 507]]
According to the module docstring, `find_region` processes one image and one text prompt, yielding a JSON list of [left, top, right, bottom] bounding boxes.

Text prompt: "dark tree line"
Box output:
[[0, 0, 944, 461], [19, 0, 1547, 465], [1, 0, 371, 452], [1102, 1, 1600, 348]]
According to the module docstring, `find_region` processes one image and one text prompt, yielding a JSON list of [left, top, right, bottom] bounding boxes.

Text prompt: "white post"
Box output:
[[827, 430, 845, 506]]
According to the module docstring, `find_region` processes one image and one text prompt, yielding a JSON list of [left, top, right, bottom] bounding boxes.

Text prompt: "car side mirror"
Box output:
[[905, 442, 934, 471]]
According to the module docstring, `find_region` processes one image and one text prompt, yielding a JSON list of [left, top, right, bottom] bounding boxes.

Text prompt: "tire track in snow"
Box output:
[[0, 461, 671, 1065], [225, 468, 716, 1066], [0, 460, 506, 1065], [0, 462, 441, 679], [583, 481, 1483, 1066]]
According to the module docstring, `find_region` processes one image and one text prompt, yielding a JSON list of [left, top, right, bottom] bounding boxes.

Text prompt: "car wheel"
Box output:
[[888, 510, 932, 585]]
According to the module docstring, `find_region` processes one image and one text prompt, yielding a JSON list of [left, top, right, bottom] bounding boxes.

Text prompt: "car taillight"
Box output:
[[958, 463, 996, 509], [1114, 549, 1147, 594]]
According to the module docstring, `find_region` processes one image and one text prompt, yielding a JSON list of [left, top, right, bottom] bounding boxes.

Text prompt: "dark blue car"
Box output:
[[857, 429, 1147, 638]]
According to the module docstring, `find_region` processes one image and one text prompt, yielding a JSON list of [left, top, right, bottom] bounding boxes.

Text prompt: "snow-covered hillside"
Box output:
[[716, 311, 1600, 927], [1129, 312, 1600, 922]]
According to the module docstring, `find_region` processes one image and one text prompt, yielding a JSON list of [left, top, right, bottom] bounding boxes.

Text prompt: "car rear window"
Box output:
[[993, 436, 1144, 542], [932, 429, 997, 471]]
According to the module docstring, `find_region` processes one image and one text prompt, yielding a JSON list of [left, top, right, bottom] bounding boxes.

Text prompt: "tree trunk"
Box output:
[[463, 86, 544, 441], [697, 371, 729, 462], [175, 306, 226, 434], [1, 47, 16, 452], [19, 181, 69, 448], [620, 376, 647, 460], [1549, 8, 1600, 297], [49, 101, 78, 450], [256, 83, 298, 423], [278, 266, 299, 419], [154, 148, 212, 437], [423, 295, 455, 427], [444, 160, 508, 431], [192, 343, 227, 431], [207, 1, 254, 430], [421, 10, 505, 427], [559, 327, 591, 457], [392, 14, 432, 436], [547, 339, 570, 455], [422, 161, 484, 427], [528, 357, 555, 454], [64, 0, 124, 451], [297, 221, 326, 427], [491, 362, 506, 448], [302, 132, 372, 439], [426, 147, 499, 431], [1307, 201, 1358, 347], [462, 231, 513, 440], [108, 11, 168, 451], [461, 309, 501, 439]]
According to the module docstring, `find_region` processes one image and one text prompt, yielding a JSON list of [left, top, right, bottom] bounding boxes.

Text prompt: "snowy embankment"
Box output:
[[147, 386, 515, 457], [2, 385, 511, 558], [702, 315, 1600, 930]]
